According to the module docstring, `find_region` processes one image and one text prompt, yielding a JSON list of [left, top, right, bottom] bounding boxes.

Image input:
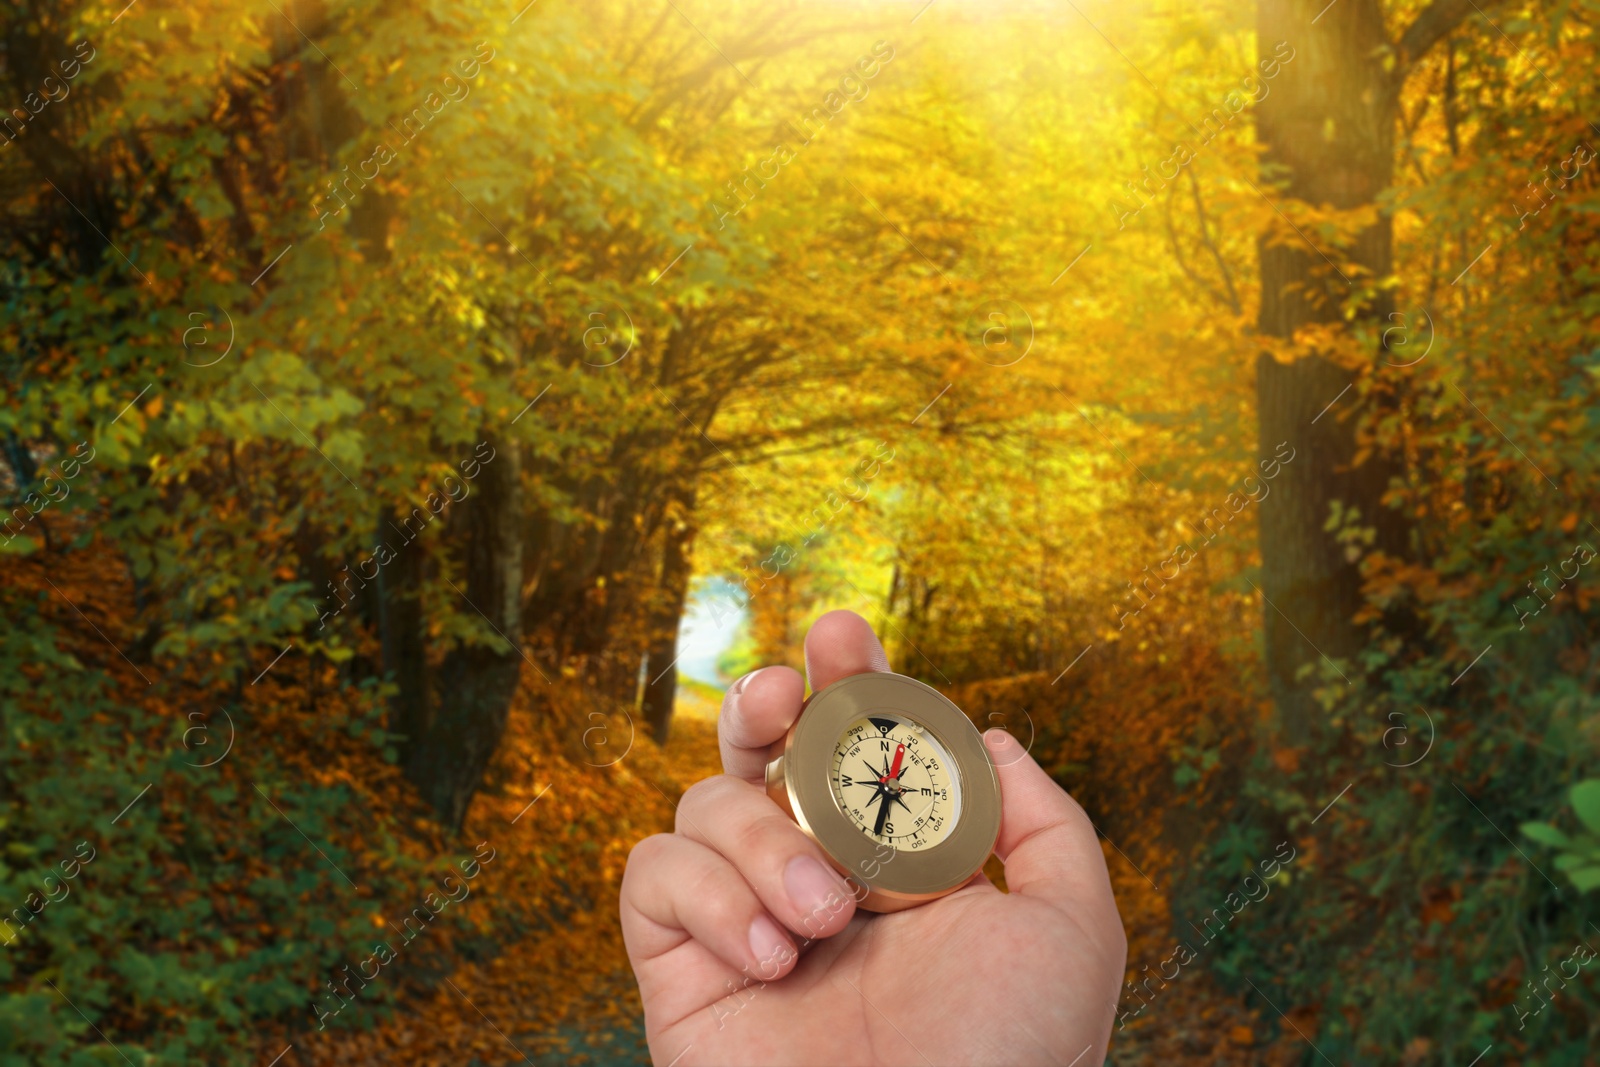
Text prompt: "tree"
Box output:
[[1253, 0, 1478, 742]]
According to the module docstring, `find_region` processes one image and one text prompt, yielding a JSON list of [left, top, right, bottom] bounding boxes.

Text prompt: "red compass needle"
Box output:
[[885, 743, 905, 783]]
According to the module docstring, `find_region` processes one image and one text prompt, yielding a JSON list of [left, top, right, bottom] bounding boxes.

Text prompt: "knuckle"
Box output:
[[622, 833, 674, 888], [726, 811, 772, 857], [731, 808, 797, 859], [677, 774, 763, 830], [680, 774, 737, 811], [628, 832, 674, 866], [690, 866, 749, 928], [676, 776, 737, 831]]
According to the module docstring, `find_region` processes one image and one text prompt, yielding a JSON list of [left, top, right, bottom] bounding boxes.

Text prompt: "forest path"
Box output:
[[300, 670, 1283, 1066], [469, 683, 1282, 1067], [462, 708, 726, 1066]]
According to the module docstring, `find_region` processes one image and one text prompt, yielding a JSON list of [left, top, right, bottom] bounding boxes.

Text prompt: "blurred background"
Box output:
[[3, 0, 1599, 1062]]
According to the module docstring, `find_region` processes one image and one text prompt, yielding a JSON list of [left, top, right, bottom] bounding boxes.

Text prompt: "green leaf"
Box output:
[[1571, 780, 1600, 835], [1522, 822, 1575, 849], [0, 541, 36, 558], [1566, 866, 1600, 893]]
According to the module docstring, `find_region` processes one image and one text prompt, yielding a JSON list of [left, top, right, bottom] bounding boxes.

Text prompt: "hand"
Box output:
[[620, 610, 1127, 1066]]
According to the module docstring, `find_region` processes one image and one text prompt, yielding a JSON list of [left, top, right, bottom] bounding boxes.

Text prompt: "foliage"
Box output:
[[1525, 781, 1600, 894], [3, 0, 1599, 1061], [0, 541, 448, 1062]]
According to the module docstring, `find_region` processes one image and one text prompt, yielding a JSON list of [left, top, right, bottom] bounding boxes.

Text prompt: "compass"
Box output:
[[764, 672, 1001, 913]]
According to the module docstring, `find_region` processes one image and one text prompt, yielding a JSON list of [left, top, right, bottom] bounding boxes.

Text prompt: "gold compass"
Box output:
[[764, 672, 1002, 913]]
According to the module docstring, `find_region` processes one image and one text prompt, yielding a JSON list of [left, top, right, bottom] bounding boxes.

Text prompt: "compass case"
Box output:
[[765, 672, 1002, 913]]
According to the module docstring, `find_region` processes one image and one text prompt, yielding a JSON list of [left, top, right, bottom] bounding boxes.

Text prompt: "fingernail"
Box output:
[[786, 854, 850, 918], [984, 728, 1012, 750], [730, 666, 768, 698], [748, 913, 792, 967]]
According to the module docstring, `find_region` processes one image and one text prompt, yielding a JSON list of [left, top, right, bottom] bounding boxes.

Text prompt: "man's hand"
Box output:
[[620, 610, 1127, 1065]]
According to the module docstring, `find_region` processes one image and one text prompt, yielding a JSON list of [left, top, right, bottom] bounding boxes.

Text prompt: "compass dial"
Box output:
[[828, 713, 962, 851]]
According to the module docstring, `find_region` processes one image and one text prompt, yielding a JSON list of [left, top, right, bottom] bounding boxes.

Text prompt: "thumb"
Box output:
[[984, 729, 1116, 914]]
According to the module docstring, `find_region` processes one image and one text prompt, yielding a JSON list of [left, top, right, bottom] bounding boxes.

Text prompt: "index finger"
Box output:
[[718, 666, 805, 782]]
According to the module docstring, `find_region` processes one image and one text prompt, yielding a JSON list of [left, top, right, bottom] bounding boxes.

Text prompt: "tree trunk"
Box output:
[[379, 508, 431, 753], [405, 432, 524, 831], [1254, 0, 1412, 743], [641, 487, 698, 743]]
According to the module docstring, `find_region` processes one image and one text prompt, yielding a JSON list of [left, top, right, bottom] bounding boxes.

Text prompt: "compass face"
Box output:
[[828, 713, 962, 851]]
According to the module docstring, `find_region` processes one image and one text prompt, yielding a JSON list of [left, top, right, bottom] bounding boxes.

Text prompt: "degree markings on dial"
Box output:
[[830, 716, 954, 847]]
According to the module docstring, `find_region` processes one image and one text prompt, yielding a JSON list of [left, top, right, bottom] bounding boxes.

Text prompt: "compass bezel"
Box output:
[[766, 672, 1002, 912]]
